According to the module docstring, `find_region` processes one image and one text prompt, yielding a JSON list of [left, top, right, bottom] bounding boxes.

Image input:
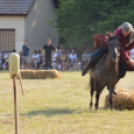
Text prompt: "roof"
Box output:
[[0, 0, 35, 16]]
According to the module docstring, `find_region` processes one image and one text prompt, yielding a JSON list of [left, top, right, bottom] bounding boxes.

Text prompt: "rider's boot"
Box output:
[[82, 46, 108, 76]]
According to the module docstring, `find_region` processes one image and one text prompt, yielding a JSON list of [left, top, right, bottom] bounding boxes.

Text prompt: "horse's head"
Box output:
[[107, 36, 120, 62]]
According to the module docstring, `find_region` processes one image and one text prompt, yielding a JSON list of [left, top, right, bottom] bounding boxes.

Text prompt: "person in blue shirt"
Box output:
[[22, 39, 30, 69]]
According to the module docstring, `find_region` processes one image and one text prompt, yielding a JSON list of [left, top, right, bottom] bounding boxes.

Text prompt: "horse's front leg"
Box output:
[[90, 77, 94, 109], [108, 86, 114, 111]]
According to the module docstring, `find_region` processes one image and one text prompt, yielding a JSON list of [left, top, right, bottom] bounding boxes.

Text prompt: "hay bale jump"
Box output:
[[20, 70, 60, 79], [27, 70, 36, 79], [105, 89, 134, 110], [36, 70, 44, 79], [20, 70, 28, 79]]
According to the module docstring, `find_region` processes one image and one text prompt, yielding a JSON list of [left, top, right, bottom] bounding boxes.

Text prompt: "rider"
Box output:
[[82, 22, 134, 78]]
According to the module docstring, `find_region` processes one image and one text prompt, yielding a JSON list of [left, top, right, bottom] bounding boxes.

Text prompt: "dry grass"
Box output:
[[0, 71, 134, 134]]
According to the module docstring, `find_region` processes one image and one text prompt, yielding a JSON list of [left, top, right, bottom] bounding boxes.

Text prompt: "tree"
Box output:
[[47, 0, 134, 52]]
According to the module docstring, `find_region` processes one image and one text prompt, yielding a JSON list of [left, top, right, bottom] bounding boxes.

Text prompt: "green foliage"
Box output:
[[48, 0, 134, 51]]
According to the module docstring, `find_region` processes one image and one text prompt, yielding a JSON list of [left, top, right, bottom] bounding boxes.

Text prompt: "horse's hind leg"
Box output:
[[90, 77, 94, 109], [95, 90, 100, 110], [95, 85, 104, 110]]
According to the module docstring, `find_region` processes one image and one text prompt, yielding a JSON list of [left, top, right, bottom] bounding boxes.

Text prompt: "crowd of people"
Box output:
[[1, 35, 134, 72], [0, 39, 92, 71], [25, 39, 92, 70]]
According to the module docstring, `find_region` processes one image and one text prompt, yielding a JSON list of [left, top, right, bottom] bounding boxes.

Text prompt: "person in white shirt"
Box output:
[[32, 50, 40, 70], [52, 50, 57, 69], [130, 49, 134, 61], [69, 50, 77, 63], [52, 50, 57, 62]]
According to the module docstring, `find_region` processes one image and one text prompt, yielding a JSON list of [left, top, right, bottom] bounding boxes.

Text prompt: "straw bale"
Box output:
[[36, 70, 44, 79], [20, 70, 28, 79], [27, 70, 36, 79], [42, 70, 60, 79], [105, 89, 134, 110], [54, 70, 60, 78]]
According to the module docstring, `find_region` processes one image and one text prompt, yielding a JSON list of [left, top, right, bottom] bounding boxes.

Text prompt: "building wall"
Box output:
[[0, 16, 25, 53], [25, 0, 58, 55]]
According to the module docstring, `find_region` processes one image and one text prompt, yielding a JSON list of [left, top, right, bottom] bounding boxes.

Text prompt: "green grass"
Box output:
[[0, 71, 134, 134]]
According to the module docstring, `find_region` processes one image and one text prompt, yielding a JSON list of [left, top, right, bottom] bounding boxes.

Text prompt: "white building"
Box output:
[[0, 0, 59, 55]]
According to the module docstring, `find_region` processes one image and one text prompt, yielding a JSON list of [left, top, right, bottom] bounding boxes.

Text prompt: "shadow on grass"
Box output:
[[20, 107, 113, 118], [20, 108, 77, 117]]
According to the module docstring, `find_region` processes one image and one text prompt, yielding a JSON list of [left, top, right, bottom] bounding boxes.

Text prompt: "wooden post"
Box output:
[[19, 72, 24, 95], [13, 76, 19, 134]]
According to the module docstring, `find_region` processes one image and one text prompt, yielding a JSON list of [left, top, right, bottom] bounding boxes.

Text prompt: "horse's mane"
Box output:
[[106, 31, 119, 42], [108, 36, 119, 42]]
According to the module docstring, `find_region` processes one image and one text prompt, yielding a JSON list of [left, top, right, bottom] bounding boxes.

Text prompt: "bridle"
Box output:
[[107, 36, 120, 58]]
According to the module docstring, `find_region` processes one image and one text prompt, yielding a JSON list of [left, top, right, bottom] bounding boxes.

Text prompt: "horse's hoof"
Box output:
[[89, 106, 92, 110], [95, 107, 99, 111], [113, 91, 118, 95], [111, 108, 114, 111]]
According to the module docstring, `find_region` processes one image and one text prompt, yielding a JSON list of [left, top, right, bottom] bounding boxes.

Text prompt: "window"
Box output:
[[0, 29, 15, 51]]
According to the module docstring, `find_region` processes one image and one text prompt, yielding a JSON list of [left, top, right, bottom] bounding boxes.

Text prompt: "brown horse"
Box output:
[[90, 36, 120, 111]]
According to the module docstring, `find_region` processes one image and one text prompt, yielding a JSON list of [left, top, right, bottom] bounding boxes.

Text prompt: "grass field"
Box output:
[[0, 71, 134, 134]]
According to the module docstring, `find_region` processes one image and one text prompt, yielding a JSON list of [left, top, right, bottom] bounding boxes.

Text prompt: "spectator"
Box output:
[[77, 59, 82, 70], [82, 51, 89, 63], [66, 51, 70, 59], [52, 50, 57, 69], [56, 60, 63, 70], [69, 50, 77, 63], [22, 39, 30, 69], [42, 38, 56, 70], [71, 58, 82, 70], [0, 51, 6, 70], [38, 50, 43, 64], [32, 50, 40, 70], [3, 49, 16, 70], [56, 46, 62, 59], [19, 51, 22, 69], [0, 51, 2, 70], [61, 51, 67, 71], [68, 58, 73, 70], [42, 56, 45, 69], [2, 57, 8, 70], [12, 49, 16, 53]]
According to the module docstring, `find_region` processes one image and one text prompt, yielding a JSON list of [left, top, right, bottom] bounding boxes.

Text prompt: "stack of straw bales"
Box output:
[[20, 70, 60, 79], [105, 89, 134, 110], [36, 70, 44, 79], [20, 70, 28, 79]]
